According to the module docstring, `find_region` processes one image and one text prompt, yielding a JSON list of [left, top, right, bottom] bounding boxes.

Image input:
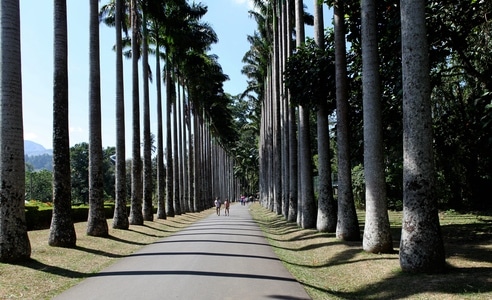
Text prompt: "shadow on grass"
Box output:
[[73, 245, 127, 258], [125, 228, 169, 239], [14, 258, 91, 279], [106, 234, 148, 246], [135, 223, 175, 234], [299, 264, 492, 299], [250, 204, 492, 299]]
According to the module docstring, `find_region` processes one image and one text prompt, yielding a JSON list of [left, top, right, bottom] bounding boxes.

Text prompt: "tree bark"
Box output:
[[49, 0, 76, 247], [155, 32, 166, 220], [142, 11, 153, 222], [334, 0, 360, 241], [295, 0, 316, 229], [400, 0, 446, 273], [315, 0, 337, 232], [0, 0, 32, 261], [112, 0, 129, 229], [286, 0, 297, 224], [361, 0, 392, 253], [87, 0, 109, 237], [129, 0, 143, 225]]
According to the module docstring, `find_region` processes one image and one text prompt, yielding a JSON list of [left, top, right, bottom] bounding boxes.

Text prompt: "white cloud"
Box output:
[[231, 0, 255, 10]]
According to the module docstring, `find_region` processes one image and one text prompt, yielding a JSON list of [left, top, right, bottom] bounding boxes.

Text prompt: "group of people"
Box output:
[[214, 197, 230, 216], [214, 194, 257, 215], [239, 195, 255, 206]]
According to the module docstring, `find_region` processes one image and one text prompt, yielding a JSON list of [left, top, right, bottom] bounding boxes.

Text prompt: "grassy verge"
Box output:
[[0, 209, 213, 300], [1, 205, 490, 300], [249, 204, 492, 300]]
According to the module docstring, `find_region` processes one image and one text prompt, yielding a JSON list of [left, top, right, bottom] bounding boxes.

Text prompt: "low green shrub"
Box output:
[[25, 202, 124, 231]]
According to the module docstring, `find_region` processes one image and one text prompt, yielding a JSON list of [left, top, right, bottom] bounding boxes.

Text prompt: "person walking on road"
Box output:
[[214, 197, 221, 216], [224, 199, 230, 216]]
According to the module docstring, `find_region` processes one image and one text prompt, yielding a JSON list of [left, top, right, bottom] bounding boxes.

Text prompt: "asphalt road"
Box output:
[[53, 203, 311, 300]]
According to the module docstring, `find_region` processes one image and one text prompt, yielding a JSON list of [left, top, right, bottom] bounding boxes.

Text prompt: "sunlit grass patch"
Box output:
[[249, 203, 492, 300]]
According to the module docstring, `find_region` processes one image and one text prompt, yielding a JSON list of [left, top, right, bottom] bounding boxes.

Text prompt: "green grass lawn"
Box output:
[[0, 210, 212, 300], [249, 204, 492, 300], [1, 205, 490, 299]]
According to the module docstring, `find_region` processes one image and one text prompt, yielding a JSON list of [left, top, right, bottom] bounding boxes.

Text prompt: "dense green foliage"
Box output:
[[284, 36, 336, 111], [24, 201, 125, 230], [229, 94, 260, 195], [325, 0, 492, 210], [70, 143, 116, 204], [25, 143, 117, 205], [25, 169, 53, 202], [240, 0, 491, 211]]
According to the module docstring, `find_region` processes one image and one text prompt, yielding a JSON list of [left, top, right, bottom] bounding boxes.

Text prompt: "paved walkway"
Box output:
[[54, 204, 311, 300]]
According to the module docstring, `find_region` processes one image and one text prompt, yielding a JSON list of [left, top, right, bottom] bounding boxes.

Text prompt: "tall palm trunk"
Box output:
[[48, 0, 76, 248], [155, 32, 166, 220], [193, 113, 203, 211], [0, 0, 32, 261], [87, 0, 109, 237], [187, 103, 195, 212], [181, 88, 190, 213], [280, 0, 290, 219], [361, 0, 392, 253], [172, 88, 181, 215], [112, 0, 129, 229], [400, 0, 445, 273], [177, 83, 186, 212], [314, 1, 336, 232], [272, 1, 282, 215], [295, 0, 316, 229], [286, 0, 298, 223], [204, 120, 213, 205], [334, 0, 360, 241], [142, 11, 153, 222], [165, 64, 175, 217], [129, 0, 143, 225]]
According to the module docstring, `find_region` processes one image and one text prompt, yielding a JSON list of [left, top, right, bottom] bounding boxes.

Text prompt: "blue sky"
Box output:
[[20, 0, 328, 154]]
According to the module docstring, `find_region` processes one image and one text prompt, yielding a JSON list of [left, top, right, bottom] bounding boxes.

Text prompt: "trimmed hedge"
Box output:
[[25, 203, 126, 231]]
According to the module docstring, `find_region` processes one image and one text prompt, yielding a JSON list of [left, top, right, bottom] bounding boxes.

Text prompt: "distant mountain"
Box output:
[[24, 140, 52, 156]]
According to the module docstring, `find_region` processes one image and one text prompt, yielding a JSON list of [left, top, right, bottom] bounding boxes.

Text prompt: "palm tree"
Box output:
[[98, 0, 129, 230], [360, 0, 392, 253], [141, 7, 153, 222], [172, 88, 181, 215], [152, 21, 166, 219], [87, 0, 109, 237], [248, 0, 275, 212], [272, 0, 282, 216], [163, 1, 220, 214], [0, 0, 32, 261], [129, 0, 143, 225], [333, 0, 360, 241], [287, 0, 298, 224], [137, 0, 170, 219], [112, 0, 129, 229], [295, 0, 316, 229], [314, 0, 336, 233], [178, 84, 188, 213], [48, 0, 77, 248], [280, 0, 290, 219], [400, 0, 445, 273], [165, 64, 175, 217]]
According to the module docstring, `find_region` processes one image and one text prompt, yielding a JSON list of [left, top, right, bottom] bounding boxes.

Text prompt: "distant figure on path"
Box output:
[[224, 199, 230, 216], [214, 197, 221, 216]]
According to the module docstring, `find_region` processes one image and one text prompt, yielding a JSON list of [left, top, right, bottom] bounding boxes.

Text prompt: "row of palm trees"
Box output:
[[245, 0, 445, 273], [0, 0, 241, 262]]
